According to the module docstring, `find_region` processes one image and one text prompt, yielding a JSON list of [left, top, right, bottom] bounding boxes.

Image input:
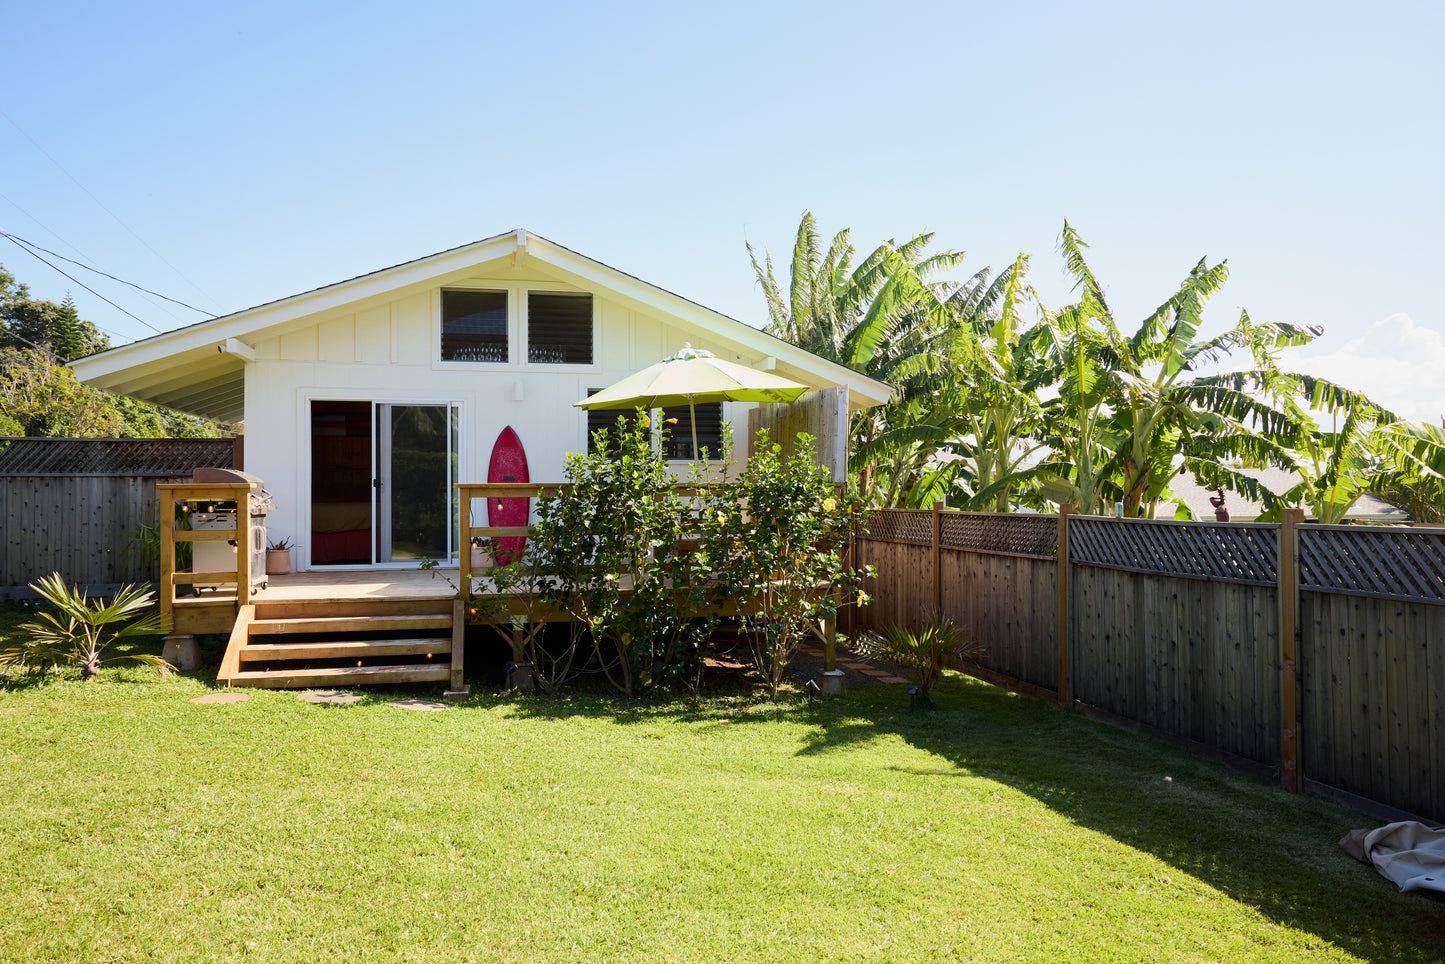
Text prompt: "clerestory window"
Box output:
[[441, 289, 507, 363], [528, 292, 593, 365]]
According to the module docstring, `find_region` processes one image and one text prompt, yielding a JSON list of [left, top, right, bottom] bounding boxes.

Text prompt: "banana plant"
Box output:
[[1370, 420, 1445, 523], [750, 213, 979, 506]]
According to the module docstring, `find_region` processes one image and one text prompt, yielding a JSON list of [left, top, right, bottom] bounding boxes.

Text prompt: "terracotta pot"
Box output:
[[265, 548, 292, 575]]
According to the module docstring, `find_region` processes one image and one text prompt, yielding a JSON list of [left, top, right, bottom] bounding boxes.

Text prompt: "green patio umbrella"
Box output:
[[574, 344, 810, 460]]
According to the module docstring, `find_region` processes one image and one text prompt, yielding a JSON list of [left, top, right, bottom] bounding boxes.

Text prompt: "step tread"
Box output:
[[238, 639, 451, 661], [229, 664, 451, 688], [249, 614, 452, 634]]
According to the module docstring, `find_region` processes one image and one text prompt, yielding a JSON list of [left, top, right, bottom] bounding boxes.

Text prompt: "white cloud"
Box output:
[[1281, 313, 1445, 424]]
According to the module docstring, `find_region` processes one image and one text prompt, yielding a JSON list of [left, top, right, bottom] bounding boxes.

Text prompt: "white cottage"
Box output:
[[74, 229, 891, 574]]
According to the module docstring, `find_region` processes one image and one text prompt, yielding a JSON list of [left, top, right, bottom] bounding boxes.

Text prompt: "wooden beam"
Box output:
[[216, 604, 253, 686], [1279, 508, 1304, 792], [450, 598, 467, 694], [159, 486, 175, 634]]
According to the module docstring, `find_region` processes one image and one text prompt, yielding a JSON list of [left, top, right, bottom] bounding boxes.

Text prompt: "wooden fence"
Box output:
[[855, 506, 1445, 824], [0, 437, 236, 593]]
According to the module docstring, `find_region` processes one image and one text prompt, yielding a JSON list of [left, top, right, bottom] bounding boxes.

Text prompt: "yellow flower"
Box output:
[[856, 590, 871, 607], [716, 511, 728, 525], [822, 497, 837, 513], [639, 414, 650, 428]]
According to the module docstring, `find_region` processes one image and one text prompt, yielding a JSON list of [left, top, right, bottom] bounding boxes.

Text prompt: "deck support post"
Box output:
[[445, 597, 470, 700], [162, 634, 200, 671]]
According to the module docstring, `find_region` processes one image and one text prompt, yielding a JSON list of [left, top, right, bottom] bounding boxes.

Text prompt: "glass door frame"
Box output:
[[303, 393, 463, 571]]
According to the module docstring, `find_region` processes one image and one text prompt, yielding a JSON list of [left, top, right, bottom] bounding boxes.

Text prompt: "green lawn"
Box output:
[[0, 613, 1440, 962]]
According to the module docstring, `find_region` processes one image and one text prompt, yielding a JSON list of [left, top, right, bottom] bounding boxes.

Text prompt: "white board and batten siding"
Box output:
[[243, 259, 770, 554]]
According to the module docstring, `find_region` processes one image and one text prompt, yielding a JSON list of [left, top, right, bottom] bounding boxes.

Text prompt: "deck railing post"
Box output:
[[1057, 504, 1071, 707], [1279, 508, 1304, 792], [159, 485, 176, 633], [457, 483, 472, 609], [236, 483, 252, 609]]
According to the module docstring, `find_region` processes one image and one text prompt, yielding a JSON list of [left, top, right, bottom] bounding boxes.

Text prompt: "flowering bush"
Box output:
[[698, 430, 864, 699], [531, 412, 717, 695]]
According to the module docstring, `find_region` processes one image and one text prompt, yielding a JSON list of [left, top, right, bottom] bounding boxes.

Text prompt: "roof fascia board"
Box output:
[[73, 232, 520, 381], [74, 228, 892, 408]]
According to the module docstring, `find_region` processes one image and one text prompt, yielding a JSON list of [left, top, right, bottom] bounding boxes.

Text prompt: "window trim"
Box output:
[[525, 289, 597, 369], [438, 286, 512, 367], [433, 282, 600, 373]]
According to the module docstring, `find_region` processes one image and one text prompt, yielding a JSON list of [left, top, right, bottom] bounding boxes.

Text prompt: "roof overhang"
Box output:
[[71, 229, 894, 424]]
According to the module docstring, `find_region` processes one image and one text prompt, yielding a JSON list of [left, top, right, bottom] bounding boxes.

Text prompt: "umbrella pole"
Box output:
[[689, 400, 701, 462]]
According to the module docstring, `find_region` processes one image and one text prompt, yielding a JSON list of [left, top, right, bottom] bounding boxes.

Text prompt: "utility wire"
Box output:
[[1, 232, 163, 334], [0, 231, 216, 317], [0, 188, 102, 270], [0, 107, 224, 312], [0, 192, 193, 329]]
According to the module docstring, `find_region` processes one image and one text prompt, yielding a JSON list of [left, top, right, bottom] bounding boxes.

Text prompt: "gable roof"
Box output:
[[71, 229, 893, 424]]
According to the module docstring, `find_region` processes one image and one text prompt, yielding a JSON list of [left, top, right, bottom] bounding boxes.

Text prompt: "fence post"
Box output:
[[1279, 508, 1304, 792], [931, 501, 943, 615], [1057, 504, 1071, 707]]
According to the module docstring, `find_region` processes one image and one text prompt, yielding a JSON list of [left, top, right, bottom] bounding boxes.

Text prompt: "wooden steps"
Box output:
[[238, 638, 448, 661], [229, 664, 452, 688], [218, 596, 466, 694], [247, 614, 453, 635]]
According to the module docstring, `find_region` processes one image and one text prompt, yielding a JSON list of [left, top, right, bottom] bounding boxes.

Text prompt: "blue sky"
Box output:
[[4, 1, 1442, 419]]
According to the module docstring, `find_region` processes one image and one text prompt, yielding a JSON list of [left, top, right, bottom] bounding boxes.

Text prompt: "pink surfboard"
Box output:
[[486, 426, 530, 565]]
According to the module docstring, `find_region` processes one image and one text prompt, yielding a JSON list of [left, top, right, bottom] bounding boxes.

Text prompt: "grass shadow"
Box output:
[[793, 671, 1445, 962]]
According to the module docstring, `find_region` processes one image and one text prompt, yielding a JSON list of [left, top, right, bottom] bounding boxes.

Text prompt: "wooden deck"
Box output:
[[156, 481, 838, 695]]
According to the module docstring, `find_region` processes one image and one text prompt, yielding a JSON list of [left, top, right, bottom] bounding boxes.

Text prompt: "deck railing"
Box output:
[[155, 481, 257, 633], [454, 482, 730, 607]]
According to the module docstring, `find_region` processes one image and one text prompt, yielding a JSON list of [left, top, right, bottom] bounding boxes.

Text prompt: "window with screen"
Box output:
[[661, 402, 724, 460], [441, 290, 508, 362], [528, 292, 593, 365]]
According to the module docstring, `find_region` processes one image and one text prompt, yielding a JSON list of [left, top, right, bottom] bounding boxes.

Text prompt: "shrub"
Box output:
[[852, 614, 979, 706], [0, 573, 170, 681], [531, 412, 718, 695], [700, 430, 863, 699]]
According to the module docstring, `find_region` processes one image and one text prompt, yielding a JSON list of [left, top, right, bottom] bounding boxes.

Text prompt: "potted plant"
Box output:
[[265, 537, 293, 575]]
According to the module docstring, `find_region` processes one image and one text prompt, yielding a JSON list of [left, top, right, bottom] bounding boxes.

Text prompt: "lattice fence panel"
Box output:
[[1300, 525, 1445, 604], [0, 437, 235, 477], [860, 510, 933, 546], [1070, 517, 1278, 585], [938, 511, 1058, 558]]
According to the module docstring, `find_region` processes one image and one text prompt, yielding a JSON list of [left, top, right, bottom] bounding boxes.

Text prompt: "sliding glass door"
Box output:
[[378, 403, 461, 563], [310, 400, 460, 567]]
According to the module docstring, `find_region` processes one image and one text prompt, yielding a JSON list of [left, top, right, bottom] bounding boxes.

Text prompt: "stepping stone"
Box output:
[[191, 693, 250, 705], [389, 699, 449, 712], [298, 691, 362, 705], [880, 676, 911, 685]]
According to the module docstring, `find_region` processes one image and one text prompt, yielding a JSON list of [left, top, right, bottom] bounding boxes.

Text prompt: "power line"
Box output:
[[0, 231, 216, 317], [0, 188, 102, 270], [1, 232, 164, 334], [0, 107, 224, 312], [0, 192, 193, 329]]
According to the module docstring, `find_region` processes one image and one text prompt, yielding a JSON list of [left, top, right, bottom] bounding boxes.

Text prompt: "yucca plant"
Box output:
[[853, 614, 979, 706], [1, 573, 170, 681]]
